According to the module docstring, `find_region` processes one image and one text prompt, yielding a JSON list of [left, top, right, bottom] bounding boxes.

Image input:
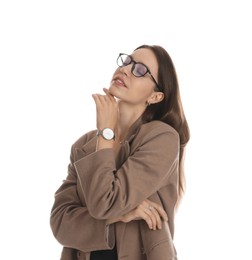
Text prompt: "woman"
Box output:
[[50, 45, 190, 260]]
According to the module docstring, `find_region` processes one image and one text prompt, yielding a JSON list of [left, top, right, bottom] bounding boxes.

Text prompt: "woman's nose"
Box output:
[[119, 64, 132, 76]]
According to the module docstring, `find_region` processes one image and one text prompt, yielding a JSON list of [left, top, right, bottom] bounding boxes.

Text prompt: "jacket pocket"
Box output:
[[140, 221, 177, 260], [145, 240, 178, 260]]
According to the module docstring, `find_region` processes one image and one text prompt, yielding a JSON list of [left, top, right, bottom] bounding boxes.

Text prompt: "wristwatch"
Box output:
[[97, 128, 115, 141]]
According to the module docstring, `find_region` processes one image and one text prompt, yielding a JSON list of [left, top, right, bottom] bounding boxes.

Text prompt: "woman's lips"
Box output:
[[113, 77, 127, 87]]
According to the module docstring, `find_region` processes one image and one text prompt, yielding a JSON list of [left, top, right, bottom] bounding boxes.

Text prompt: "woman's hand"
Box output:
[[92, 88, 118, 131], [107, 199, 168, 230]]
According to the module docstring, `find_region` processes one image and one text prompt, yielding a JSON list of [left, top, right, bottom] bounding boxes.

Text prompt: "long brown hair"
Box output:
[[135, 45, 190, 207]]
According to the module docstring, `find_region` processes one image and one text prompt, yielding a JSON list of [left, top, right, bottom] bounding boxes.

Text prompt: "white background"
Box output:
[[0, 0, 251, 259]]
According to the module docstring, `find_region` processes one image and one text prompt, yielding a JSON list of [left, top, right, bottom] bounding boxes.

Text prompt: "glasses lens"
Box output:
[[117, 54, 131, 67], [132, 63, 148, 77]]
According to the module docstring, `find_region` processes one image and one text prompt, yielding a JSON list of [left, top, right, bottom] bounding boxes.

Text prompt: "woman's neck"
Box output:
[[116, 101, 146, 141]]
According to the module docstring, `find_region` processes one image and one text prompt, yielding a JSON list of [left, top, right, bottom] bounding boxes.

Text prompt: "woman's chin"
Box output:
[[108, 86, 121, 98]]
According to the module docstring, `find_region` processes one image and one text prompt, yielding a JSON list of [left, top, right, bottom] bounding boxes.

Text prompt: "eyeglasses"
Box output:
[[117, 53, 161, 91]]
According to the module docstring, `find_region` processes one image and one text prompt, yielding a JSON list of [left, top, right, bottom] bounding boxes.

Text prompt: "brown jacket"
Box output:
[[50, 118, 179, 260]]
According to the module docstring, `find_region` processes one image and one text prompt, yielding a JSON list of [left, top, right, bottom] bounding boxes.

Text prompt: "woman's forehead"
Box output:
[[131, 48, 158, 73]]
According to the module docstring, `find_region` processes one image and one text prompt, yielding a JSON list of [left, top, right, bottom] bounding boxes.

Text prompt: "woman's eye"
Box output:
[[135, 64, 147, 76]]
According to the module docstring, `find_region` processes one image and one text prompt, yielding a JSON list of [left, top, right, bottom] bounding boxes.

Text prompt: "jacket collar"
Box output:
[[121, 115, 144, 144]]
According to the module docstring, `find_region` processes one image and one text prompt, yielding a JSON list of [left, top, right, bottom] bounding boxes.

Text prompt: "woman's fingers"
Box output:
[[120, 206, 154, 230], [135, 206, 154, 230], [142, 200, 168, 230], [137, 202, 164, 230], [148, 206, 162, 230], [142, 204, 160, 230], [103, 88, 113, 98], [141, 211, 154, 230], [118, 199, 168, 231], [140, 204, 157, 230], [92, 94, 108, 105], [92, 90, 118, 130], [146, 199, 168, 221], [92, 91, 117, 108]]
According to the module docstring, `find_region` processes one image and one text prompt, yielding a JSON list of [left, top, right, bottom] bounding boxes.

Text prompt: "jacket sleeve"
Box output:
[[50, 144, 115, 252], [74, 123, 179, 220]]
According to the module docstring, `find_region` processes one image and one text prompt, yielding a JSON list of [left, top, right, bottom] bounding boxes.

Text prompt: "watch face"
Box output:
[[102, 128, 114, 140]]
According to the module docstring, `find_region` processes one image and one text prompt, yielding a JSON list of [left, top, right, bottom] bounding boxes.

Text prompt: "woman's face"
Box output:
[[109, 48, 159, 106]]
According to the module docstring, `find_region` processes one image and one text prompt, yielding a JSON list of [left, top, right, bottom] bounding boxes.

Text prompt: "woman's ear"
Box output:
[[147, 92, 164, 105]]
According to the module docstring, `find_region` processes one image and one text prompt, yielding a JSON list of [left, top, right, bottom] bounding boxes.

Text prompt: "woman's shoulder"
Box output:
[[129, 120, 179, 149], [140, 120, 179, 138], [128, 120, 180, 155]]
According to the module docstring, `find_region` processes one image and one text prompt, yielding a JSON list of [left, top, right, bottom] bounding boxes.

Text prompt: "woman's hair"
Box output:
[[135, 45, 190, 208]]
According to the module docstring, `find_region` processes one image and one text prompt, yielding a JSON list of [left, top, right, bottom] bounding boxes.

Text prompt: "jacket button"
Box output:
[[77, 251, 81, 258]]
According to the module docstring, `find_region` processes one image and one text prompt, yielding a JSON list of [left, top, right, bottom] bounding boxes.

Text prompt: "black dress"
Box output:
[[90, 246, 118, 260]]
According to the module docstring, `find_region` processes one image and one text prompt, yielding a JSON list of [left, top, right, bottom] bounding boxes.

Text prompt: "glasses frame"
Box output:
[[117, 53, 161, 92]]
